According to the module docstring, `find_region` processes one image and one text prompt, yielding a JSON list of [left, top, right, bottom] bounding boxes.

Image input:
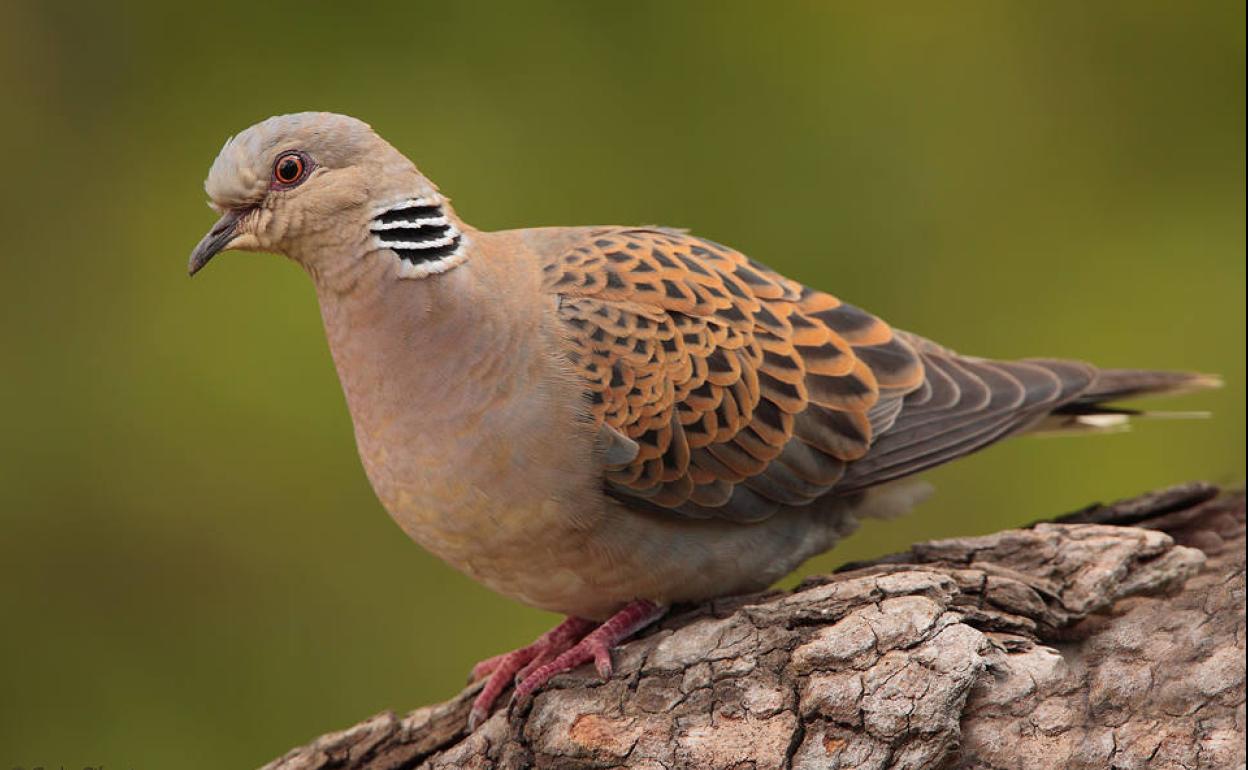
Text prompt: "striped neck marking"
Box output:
[[370, 197, 467, 278]]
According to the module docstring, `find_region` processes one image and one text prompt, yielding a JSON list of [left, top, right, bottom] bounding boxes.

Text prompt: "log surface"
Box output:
[[262, 483, 1246, 770]]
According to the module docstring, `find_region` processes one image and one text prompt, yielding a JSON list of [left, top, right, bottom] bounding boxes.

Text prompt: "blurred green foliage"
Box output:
[[0, 2, 1242, 767]]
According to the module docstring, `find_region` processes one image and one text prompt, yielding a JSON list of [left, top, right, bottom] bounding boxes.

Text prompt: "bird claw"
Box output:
[[593, 645, 614, 680], [512, 600, 664, 702], [467, 704, 489, 732], [465, 601, 665, 729], [466, 616, 596, 728]]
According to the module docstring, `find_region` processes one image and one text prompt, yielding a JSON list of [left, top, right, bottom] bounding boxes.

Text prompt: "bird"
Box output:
[[188, 112, 1219, 729]]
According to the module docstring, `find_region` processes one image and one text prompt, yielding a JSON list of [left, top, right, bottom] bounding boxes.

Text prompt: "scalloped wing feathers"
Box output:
[[543, 228, 927, 522], [541, 227, 1197, 524]]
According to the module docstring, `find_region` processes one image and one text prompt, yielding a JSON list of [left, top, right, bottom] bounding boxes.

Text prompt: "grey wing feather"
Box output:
[[835, 349, 1097, 493]]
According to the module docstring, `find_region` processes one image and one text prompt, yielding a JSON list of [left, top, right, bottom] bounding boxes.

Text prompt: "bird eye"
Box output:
[[273, 152, 308, 186]]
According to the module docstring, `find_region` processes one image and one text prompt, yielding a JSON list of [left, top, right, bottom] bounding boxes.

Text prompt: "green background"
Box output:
[[1, 2, 1242, 767]]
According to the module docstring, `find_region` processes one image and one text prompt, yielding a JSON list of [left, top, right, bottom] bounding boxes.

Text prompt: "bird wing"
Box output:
[[542, 227, 926, 522], [541, 227, 1201, 523], [833, 332, 1098, 493]]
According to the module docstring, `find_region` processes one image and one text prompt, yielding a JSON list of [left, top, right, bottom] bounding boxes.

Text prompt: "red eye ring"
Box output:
[[273, 152, 308, 186]]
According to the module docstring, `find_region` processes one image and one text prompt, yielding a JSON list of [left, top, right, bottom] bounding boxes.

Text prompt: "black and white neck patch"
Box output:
[[370, 197, 467, 278]]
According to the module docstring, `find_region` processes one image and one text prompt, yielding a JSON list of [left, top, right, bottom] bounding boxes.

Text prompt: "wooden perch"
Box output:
[[262, 483, 1245, 770]]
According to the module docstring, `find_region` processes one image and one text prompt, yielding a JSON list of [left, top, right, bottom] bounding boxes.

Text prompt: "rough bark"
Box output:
[[262, 483, 1246, 770]]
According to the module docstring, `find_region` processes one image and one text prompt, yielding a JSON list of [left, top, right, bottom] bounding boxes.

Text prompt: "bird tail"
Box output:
[[1034, 369, 1223, 435]]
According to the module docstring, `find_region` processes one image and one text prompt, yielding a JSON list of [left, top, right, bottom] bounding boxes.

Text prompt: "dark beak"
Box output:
[[188, 208, 247, 276]]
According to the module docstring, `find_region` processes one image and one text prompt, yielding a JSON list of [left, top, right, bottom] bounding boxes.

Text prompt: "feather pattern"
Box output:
[[543, 228, 923, 522], [540, 227, 1216, 524]]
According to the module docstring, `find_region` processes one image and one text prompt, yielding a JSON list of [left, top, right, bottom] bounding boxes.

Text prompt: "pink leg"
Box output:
[[468, 616, 595, 729], [514, 600, 666, 702], [469, 650, 513, 683]]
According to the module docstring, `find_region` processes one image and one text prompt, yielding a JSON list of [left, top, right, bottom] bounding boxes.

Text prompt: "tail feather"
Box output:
[[1038, 368, 1222, 435], [835, 351, 1221, 493], [1074, 369, 1224, 403]]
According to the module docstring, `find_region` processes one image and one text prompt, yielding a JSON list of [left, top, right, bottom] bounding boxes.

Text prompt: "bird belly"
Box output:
[[562, 497, 859, 617], [382, 495, 642, 618], [358, 432, 916, 620], [353, 421, 622, 616], [382, 485, 862, 620], [353, 405, 925, 621]]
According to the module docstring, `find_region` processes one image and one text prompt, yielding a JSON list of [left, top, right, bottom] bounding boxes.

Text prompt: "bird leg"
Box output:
[[468, 649, 512, 684], [468, 616, 595, 729], [513, 600, 666, 702], [467, 600, 666, 730]]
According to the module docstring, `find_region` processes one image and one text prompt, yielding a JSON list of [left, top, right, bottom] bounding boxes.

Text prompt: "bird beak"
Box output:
[[188, 208, 248, 276]]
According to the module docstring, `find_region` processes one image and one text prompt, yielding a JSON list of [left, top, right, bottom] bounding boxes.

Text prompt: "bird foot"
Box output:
[[468, 615, 595, 729], [466, 600, 665, 730], [513, 600, 666, 702]]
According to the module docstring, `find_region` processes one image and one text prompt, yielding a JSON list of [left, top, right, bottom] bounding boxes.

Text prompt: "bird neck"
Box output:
[[310, 241, 549, 448]]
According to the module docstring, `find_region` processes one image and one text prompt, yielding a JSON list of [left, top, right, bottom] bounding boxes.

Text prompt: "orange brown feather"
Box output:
[[543, 228, 925, 522]]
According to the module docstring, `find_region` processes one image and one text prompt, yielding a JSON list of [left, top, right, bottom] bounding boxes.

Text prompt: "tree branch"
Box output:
[[262, 483, 1245, 770]]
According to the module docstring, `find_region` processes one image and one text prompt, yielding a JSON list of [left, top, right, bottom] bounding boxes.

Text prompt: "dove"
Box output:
[[188, 112, 1220, 728]]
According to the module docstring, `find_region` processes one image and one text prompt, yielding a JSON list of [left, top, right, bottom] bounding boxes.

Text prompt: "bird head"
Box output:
[[188, 112, 463, 281]]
